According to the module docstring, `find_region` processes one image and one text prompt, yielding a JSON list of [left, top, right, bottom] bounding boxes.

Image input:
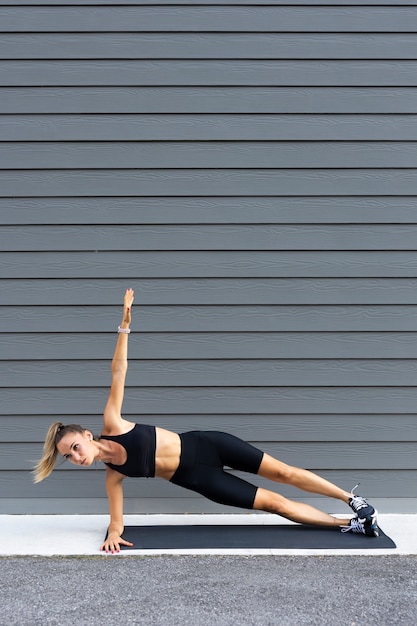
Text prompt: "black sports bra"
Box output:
[[100, 423, 156, 477]]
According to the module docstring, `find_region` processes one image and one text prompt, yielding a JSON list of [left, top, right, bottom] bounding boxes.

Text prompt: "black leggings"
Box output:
[[169, 431, 264, 510]]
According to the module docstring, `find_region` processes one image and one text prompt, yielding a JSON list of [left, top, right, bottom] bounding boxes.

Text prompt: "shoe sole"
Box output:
[[362, 510, 379, 537]]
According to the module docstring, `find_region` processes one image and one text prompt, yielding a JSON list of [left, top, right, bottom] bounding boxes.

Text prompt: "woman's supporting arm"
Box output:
[[100, 468, 134, 553]]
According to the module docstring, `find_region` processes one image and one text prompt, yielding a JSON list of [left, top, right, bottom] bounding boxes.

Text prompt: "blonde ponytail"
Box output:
[[32, 422, 85, 483]]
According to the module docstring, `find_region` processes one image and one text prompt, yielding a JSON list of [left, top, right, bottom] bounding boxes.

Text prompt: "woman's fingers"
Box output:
[[123, 289, 134, 315], [121, 288, 134, 324], [125, 288, 134, 305], [99, 536, 134, 554]]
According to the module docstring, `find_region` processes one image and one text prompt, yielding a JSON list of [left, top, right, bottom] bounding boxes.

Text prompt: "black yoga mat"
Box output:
[[115, 524, 396, 550]]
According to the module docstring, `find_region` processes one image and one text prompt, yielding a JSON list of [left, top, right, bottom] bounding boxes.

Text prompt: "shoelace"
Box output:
[[350, 494, 369, 512], [349, 484, 371, 512], [341, 518, 364, 534]]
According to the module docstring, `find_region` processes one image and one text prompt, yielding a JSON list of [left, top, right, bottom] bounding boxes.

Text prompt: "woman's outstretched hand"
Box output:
[[100, 532, 134, 554], [121, 288, 134, 326]]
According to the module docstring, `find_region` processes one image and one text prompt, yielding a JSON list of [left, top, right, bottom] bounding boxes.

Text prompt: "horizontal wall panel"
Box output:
[[3, 305, 417, 333], [3, 169, 417, 197], [2, 7, 417, 33], [4, 142, 417, 170], [5, 414, 416, 444], [2, 88, 417, 114], [4, 115, 417, 142], [2, 496, 414, 515], [4, 34, 417, 60], [6, 251, 417, 279], [3, 470, 414, 500], [3, 359, 417, 388], [4, 442, 415, 472], [2, 1, 415, 6], [4, 225, 417, 253], [2, 197, 417, 225], [4, 386, 417, 416], [3, 332, 417, 361], [3, 278, 417, 306], [2, 61, 417, 87]]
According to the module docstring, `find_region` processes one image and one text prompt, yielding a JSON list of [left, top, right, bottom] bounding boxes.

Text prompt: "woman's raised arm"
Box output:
[[103, 288, 134, 431]]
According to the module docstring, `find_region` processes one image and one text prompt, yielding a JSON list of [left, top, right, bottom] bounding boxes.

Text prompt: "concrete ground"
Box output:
[[1, 513, 416, 556]]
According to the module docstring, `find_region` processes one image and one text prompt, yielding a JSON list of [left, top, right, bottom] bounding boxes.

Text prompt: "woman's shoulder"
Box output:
[[101, 418, 136, 437]]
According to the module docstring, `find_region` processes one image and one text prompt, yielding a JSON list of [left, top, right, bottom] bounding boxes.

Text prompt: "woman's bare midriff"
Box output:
[[154, 427, 181, 480]]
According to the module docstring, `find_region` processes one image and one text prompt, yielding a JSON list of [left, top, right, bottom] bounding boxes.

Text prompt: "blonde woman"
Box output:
[[34, 288, 378, 553]]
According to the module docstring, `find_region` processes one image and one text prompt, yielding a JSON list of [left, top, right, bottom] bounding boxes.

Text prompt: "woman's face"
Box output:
[[57, 430, 96, 467]]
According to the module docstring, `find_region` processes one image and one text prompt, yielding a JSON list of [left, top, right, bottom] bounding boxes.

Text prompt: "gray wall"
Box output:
[[1, 2, 416, 514]]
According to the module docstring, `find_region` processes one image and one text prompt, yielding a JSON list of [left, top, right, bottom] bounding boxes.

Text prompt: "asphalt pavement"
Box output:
[[2, 554, 416, 626]]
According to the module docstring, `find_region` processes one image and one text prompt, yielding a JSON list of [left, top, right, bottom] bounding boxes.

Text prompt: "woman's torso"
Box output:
[[154, 427, 182, 479], [100, 423, 181, 479]]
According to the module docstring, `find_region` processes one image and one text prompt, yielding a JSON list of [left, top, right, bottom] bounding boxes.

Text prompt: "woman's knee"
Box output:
[[258, 454, 296, 484], [253, 487, 289, 515]]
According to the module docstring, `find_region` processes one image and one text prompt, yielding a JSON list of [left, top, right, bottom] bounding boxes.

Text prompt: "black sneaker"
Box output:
[[341, 513, 379, 537], [348, 485, 375, 519]]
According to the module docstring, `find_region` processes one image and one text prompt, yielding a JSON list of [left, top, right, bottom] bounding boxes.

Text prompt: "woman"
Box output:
[[34, 288, 379, 553]]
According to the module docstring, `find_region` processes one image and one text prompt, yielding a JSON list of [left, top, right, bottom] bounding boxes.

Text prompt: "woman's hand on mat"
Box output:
[[100, 532, 134, 554]]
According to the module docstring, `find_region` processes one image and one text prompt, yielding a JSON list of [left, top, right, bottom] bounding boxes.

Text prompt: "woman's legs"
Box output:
[[253, 487, 347, 527], [253, 453, 353, 527], [195, 434, 354, 527], [258, 453, 351, 503]]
